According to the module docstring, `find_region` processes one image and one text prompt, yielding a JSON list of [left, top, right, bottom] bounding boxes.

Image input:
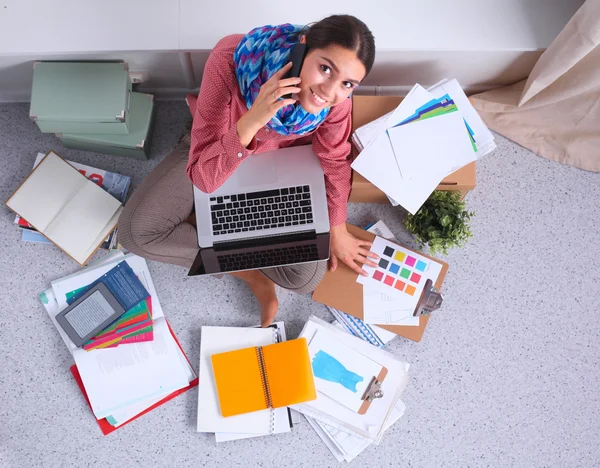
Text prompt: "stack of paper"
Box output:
[[293, 317, 410, 463], [39, 253, 197, 432], [352, 79, 496, 214], [197, 323, 297, 442]]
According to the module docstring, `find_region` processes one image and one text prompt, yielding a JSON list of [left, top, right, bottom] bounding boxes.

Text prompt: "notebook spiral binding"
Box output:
[[256, 327, 278, 434]]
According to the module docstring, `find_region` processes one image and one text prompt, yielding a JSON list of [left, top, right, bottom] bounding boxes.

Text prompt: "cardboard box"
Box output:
[[312, 224, 449, 342], [348, 95, 476, 203]]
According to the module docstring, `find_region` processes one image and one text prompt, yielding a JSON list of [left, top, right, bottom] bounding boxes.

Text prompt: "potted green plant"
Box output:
[[404, 191, 474, 255]]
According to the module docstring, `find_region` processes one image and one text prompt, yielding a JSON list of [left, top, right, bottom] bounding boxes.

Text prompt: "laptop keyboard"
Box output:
[[217, 244, 320, 272], [209, 186, 314, 236]]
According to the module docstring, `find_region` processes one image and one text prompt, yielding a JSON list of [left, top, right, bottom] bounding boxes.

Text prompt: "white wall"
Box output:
[[0, 0, 584, 102]]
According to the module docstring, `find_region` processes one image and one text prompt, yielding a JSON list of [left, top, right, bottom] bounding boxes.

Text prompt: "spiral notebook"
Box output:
[[211, 338, 316, 418], [197, 326, 281, 434]]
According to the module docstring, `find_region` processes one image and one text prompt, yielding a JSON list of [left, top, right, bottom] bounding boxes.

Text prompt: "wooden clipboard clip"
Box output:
[[358, 367, 388, 415], [413, 279, 444, 317]]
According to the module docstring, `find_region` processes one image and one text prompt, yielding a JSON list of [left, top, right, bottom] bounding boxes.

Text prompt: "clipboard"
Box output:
[[313, 224, 449, 342], [358, 366, 387, 415]]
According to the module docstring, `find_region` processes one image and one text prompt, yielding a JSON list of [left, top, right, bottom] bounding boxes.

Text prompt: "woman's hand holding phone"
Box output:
[[237, 62, 301, 147]]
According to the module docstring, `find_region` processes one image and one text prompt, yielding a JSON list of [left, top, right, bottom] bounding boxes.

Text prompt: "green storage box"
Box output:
[[30, 62, 132, 135], [59, 92, 155, 160]]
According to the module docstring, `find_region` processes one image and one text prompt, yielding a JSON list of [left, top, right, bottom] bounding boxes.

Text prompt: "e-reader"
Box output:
[[55, 283, 126, 347]]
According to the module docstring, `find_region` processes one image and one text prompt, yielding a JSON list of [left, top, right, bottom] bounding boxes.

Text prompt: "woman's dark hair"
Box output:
[[303, 15, 376, 77]]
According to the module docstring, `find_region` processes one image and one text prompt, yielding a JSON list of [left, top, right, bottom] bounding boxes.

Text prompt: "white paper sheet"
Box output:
[[387, 110, 477, 181], [357, 237, 443, 325], [364, 223, 419, 326], [106, 346, 196, 427], [197, 326, 276, 434], [293, 317, 410, 441], [427, 78, 496, 156], [308, 330, 383, 412], [73, 319, 191, 419], [351, 83, 478, 214], [352, 129, 446, 214]]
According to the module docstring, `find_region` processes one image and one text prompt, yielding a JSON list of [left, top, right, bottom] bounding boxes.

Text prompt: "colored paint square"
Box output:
[[415, 260, 427, 272], [410, 272, 422, 284], [405, 256, 417, 267], [400, 268, 411, 279], [384, 275, 394, 286], [394, 251, 406, 262], [383, 246, 395, 257], [389, 263, 400, 274], [394, 280, 406, 291], [405, 285, 416, 296], [378, 258, 389, 269], [372, 270, 384, 281]]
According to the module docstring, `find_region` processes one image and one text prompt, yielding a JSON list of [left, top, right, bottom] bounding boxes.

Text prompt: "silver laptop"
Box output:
[[188, 145, 330, 276]]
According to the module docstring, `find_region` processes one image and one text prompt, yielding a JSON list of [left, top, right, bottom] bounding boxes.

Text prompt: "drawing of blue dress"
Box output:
[[312, 350, 364, 393]]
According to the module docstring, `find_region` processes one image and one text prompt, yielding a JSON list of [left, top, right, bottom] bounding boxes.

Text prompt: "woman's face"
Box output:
[[296, 42, 367, 114]]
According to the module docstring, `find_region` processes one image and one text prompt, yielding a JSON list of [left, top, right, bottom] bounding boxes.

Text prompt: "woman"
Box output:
[[118, 15, 380, 326]]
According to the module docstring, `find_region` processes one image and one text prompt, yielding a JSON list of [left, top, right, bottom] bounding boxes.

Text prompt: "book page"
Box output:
[[76, 208, 121, 264], [6, 152, 86, 231], [44, 180, 122, 260]]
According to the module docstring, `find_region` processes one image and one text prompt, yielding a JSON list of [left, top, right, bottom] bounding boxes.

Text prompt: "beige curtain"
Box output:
[[470, 0, 600, 172]]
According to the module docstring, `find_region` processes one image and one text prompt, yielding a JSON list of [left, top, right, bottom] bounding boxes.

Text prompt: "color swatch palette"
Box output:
[[357, 236, 443, 313], [372, 245, 427, 296]]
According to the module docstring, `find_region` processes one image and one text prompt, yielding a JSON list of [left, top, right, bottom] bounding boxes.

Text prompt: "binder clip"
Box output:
[[362, 377, 384, 402], [413, 279, 444, 317]]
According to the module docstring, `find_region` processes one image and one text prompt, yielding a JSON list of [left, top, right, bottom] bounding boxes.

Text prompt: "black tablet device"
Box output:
[[55, 283, 126, 347]]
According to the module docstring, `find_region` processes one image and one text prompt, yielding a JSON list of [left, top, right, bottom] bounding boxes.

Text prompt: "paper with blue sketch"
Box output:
[[308, 330, 383, 412]]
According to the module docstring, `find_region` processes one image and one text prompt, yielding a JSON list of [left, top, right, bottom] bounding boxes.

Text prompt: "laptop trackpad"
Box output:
[[238, 153, 277, 186]]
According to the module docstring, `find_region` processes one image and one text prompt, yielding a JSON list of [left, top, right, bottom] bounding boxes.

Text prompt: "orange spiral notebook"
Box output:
[[211, 338, 316, 417]]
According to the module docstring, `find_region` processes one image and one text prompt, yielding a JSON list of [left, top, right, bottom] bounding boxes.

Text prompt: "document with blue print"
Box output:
[[308, 330, 383, 412]]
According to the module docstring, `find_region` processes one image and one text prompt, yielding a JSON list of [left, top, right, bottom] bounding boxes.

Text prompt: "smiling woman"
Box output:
[[117, 15, 377, 327]]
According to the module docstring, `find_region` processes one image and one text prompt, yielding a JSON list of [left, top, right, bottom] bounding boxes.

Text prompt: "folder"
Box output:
[[313, 224, 448, 342], [211, 338, 316, 417]]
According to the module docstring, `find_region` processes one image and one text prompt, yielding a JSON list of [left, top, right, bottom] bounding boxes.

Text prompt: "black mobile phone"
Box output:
[[282, 43, 307, 99]]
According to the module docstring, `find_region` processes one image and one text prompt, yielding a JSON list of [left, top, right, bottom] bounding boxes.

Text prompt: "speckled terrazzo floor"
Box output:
[[1, 101, 599, 468]]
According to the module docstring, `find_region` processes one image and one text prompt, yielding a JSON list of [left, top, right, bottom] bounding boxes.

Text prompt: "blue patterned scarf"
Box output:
[[234, 23, 330, 136]]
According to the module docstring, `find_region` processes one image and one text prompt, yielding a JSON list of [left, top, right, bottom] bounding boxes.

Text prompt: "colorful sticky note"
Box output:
[[379, 258, 389, 269], [383, 246, 395, 257], [415, 260, 427, 272], [373, 270, 384, 281], [405, 285, 416, 296], [394, 280, 405, 291], [389, 263, 400, 274], [410, 272, 422, 284], [400, 268, 411, 279], [384, 275, 394, 286], [394, 251, 406, 262], [405, 256, 416, 267]]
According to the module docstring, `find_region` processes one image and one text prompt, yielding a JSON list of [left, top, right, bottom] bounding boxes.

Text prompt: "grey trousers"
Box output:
[[117, 134, 327, 294]]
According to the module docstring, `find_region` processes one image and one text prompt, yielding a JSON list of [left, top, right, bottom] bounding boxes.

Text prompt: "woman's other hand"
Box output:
[[328, 224, 379, 276], [236, 62, 301, 146]]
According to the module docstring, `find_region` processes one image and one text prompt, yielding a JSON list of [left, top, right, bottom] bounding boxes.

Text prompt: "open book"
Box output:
[[5, 151, 123, 265]]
